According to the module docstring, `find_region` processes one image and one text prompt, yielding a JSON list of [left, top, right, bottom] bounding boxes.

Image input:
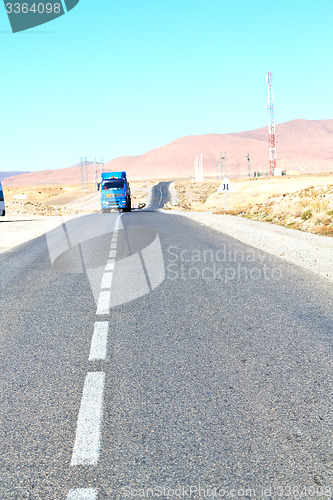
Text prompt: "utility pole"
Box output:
[[84, 157, 88, 189], [93, 157, 104, 189], [94, 157, 97, 190], [194, 154, 204, 182], [199, 154, 204, 182], [220, 152, 227, 177], [194, 154, 198, 181], [247, 153, 251, 177], [219, 159, 222, 179], [80, 157, 84, 190]]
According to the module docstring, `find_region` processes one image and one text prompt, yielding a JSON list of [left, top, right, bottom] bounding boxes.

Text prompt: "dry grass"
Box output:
[[171, 176, 333, 236], [241, 185, 333, 236], [174, 180, 220, 211]]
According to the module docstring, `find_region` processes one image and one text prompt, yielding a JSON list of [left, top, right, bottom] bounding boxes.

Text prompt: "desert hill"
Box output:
[[0, 171, 30, 182], [3, 119, 333, 186], [104, 119, 333, 178]]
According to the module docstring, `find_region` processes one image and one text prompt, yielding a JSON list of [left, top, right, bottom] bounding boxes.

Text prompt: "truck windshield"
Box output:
[[102, 180, 125, 190]]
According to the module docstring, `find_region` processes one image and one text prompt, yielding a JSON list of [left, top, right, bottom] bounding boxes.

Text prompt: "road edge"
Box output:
[[160, 209, 333, 282]]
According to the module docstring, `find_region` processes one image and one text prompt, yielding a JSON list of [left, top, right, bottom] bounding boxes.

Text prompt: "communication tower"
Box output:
[[266, 71, 276, 176]]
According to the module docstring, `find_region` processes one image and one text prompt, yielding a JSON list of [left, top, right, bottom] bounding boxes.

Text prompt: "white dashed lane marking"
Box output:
[[96, 218, 120, 314], [101, 272, 113, 290], [105, 259, 115, 271], [89, 322, 109, 361], [68, 216, 122, 498], [70, 372, 105, 466], [96, 290, 111, 315]]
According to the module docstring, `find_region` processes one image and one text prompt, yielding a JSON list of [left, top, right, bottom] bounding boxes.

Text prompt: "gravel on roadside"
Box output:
[[161, 210, 333, 282], [0, 214, 81, 254]]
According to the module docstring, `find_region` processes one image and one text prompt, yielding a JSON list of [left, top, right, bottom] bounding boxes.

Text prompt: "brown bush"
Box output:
[[314, 225, 333, 236]]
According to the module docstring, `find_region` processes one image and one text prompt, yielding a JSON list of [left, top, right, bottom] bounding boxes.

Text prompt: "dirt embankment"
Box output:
[[165, 175, 333, 236]]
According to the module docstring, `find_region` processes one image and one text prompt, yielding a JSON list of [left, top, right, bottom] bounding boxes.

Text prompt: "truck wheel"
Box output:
[[123, 198, 131, 212]]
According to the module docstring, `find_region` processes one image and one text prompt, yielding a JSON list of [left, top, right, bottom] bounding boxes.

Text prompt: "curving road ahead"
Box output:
[[146, 181, 172, 210]]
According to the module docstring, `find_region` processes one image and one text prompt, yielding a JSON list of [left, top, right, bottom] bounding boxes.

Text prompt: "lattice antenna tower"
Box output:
[[266, 71, 276, 176]]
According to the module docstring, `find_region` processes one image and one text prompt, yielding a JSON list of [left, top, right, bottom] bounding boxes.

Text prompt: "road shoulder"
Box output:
[[0, 214, 81, 254], [161, 210, 333, 282]]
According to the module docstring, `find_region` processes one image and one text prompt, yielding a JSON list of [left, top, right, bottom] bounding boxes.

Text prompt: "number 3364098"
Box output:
[[5, 3, 62, 14]]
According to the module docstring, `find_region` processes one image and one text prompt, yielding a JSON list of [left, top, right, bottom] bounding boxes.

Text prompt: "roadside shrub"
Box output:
[[312, 212, 332, 226], [314, 225, 333, 236], [301, 209, 312, 220], [213, 209, 240, 215], [249, 204, 259, 215], [293, 207, 303, 218]]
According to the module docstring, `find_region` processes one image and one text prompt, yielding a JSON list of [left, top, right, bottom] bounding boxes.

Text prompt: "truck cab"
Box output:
[[100, 171, 131, 212], [0, 182, 5, 216]]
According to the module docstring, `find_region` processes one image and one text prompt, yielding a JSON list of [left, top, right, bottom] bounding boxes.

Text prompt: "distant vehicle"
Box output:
[[100, 171, 131, 213], [0, 182, 5, 216]]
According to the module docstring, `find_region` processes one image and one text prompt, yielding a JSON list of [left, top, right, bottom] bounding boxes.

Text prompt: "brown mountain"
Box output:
[[3, 119, 333, 186], [104, 119, 333, 178], [0, 171, 30, 182]]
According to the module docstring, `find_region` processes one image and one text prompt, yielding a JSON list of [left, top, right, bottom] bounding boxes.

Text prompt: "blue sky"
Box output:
[[1, 0, 332, 172]]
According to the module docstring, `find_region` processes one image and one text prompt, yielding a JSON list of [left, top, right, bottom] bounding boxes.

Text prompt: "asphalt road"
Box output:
[[147, 182, 172, 210], [0, 183, 332, 500]]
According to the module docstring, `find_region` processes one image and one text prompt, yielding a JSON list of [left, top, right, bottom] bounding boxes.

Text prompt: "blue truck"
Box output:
[[0, 181, 5, 216], [100, 171, 131, 212]]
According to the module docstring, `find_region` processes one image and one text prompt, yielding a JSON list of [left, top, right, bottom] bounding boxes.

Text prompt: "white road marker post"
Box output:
[[217, 176, 231, 211]]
